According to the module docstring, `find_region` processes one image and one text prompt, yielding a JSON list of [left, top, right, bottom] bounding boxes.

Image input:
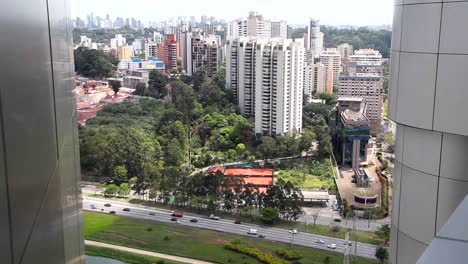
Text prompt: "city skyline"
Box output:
[[71, 0, 394, 26]]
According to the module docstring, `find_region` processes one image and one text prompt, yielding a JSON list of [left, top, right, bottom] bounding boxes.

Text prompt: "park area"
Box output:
[[274, 159, 336, 191], [84, 211, 378, 264]]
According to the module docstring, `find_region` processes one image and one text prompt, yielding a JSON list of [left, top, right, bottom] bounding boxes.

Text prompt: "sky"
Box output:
[[71, 0, 394, 26]]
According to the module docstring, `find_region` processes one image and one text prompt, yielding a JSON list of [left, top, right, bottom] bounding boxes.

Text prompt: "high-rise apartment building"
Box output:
[[337, 43, 354, 58], [338, 73, 383, 134], [350, 49, 382, 64], [320, 48, 341, 92], [388, 1, 468, 263], [269, 20, 288, 38], [110, 34, 126, 49], [162, 34, 178, 72], [153, 32, 164, 43], [117, 44, 133, 61], [227, 13, 287, 39], [226, 37, 304, 135], [246, 11, 265, 37], [1, 0, 84, 263], [183, 34, 221, 76], [304, 63, 326, 100], [307, 18, 324, 56], [145, 42, 160, 60]]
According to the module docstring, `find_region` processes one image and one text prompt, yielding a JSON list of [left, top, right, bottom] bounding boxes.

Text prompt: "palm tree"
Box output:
[[375, 247, 388, 263]]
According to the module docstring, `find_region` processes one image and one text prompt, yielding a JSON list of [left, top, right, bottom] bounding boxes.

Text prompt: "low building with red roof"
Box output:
[[208, 165, 274, 193]]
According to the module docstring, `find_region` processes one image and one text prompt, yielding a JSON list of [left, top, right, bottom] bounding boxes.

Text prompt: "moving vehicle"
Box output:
[[190, 218, 198, 223], [171, 211, 184, 217], [149, 212, 156, 216], [170, 217, 178, 221], [104, 203, 111, 207], [109, 211, 116, 214], [209, 214, 220, 220], [333, 218, 342, 222], [344, 241, 352, 246], [234, 220, 241, 224], [316, 239, 325, 244], [258, 234, 266, 238], [123, 208, 131, 212], [289, 229, 298, 234], [327, 244, 336, 249], [247, 229, 258, 235], [90, 204, 97, 209]]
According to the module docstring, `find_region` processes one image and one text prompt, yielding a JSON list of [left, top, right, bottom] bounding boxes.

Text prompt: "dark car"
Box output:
[[234, 220, 241, 224], [104, 203, 111, 207], [170, 217, 178, 221], [149, 212, 156, 216], [190, 218, 198, 223], [109, 211, 116, 214], [334, 218, 342, 222], [123, 208, 131, 212], [258, 234, 266, 238]]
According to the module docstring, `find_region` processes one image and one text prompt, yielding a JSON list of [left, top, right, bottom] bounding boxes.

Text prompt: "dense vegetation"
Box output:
[[275, 159, 336, 190], [291, 26, 391, 58], [74, 47, 119, 78], [322, 26, 391, 58]]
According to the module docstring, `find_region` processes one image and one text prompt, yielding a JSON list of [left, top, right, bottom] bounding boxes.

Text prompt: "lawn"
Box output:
[[86, 245, 184, 264], [278, 222, 384, 245], [275, 169, 329, 189], [84, 211, 378, 264]]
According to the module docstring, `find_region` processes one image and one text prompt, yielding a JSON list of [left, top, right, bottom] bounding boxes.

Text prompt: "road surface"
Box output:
[[83, 196, 378, 259]]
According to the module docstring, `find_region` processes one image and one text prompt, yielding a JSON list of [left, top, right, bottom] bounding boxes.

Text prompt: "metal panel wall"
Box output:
[[0, 0, 84, 263]]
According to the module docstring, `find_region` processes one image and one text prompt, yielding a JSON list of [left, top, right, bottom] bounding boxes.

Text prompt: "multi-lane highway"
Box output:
[[83, 196, 378, 259]]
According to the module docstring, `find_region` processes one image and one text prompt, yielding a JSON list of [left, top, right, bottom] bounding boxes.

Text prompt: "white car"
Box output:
[[247, 229, 258, 235], [289, 229, 298, 234], [316, 239, 325, 244], [90, 204, 97, 209], [327, 244, 337, 249]]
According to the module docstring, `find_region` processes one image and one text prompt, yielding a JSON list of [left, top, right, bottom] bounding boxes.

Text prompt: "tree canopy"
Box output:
[[74, 47, 118, 79]]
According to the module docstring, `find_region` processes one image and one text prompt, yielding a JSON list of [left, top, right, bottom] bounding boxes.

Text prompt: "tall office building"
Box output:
[[338, 73, 383, 134], [319, 48, 341, 92], [389, 1, 468, 263], [304, 63, 326, 100], [226, 37, 304, 135], [110, 34, 126, 49], [307, 18, 324, 56], [1, 0, 84, 263]]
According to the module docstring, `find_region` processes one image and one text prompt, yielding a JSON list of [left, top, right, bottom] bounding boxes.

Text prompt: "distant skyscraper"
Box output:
[[125, 18, 130, 26], [227, 13, 287, 39], [320, 48, 341, 92], [162, 34, 178, 72], [307, 18, 323, 56], [190, 16, 196, 26], [246, 11, 265, 37], [269, 20, 288, 38], [226, 37, 304, 135], [201, 15, 208, 25]]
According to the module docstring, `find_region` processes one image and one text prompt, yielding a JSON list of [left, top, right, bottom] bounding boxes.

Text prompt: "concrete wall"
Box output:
[[388, 1, 468, 263], [0, 0, 84, 263]]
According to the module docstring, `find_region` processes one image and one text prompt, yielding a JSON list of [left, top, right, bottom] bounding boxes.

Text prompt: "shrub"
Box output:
[[225, 240, 289, 264], [156, 261, 165, 264], [163, 235, 169, 241], [147, 227, 153, 232], [276, 248, 302, 260]]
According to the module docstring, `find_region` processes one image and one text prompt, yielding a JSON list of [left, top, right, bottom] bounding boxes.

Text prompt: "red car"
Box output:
[[171, 211, 184, 217]]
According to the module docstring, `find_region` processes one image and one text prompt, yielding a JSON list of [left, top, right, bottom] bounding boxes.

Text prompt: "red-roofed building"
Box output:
[[208, 166, 274, 193]]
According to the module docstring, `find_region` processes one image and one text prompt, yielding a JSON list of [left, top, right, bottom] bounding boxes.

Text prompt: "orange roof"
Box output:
[[224, 168, 273, 177], [208, 166, 225, 174], [240, 176, 272, 186]]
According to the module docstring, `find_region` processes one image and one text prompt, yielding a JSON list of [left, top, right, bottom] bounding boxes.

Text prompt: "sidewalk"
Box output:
[[85, 240, 214, 264]]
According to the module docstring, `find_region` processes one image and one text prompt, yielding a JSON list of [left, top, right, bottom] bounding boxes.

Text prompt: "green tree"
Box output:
[[374, 224, 390, 244], [96, 182, 107, 195], [74, 47, 118, 79], [375, 247, 389, 263], [104, 184, 119, 197], [170, 81, 195, 121], [323, 256, 331, 264], [317, 92, 337, 105], [147, 70, 169, 99], [257, 136, 277, 159], [137, 52, 145, 59], [134, 82, 147, 96], [261, 207, 279, 225], [165, 138, 185, 166], [198, 80, 221, 107], [118, 183, 131, 197], [108, 80, 121, 95], [113, 165, 128, 183], [330, 225, 340, 236], [192, 67, 206, 91]]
